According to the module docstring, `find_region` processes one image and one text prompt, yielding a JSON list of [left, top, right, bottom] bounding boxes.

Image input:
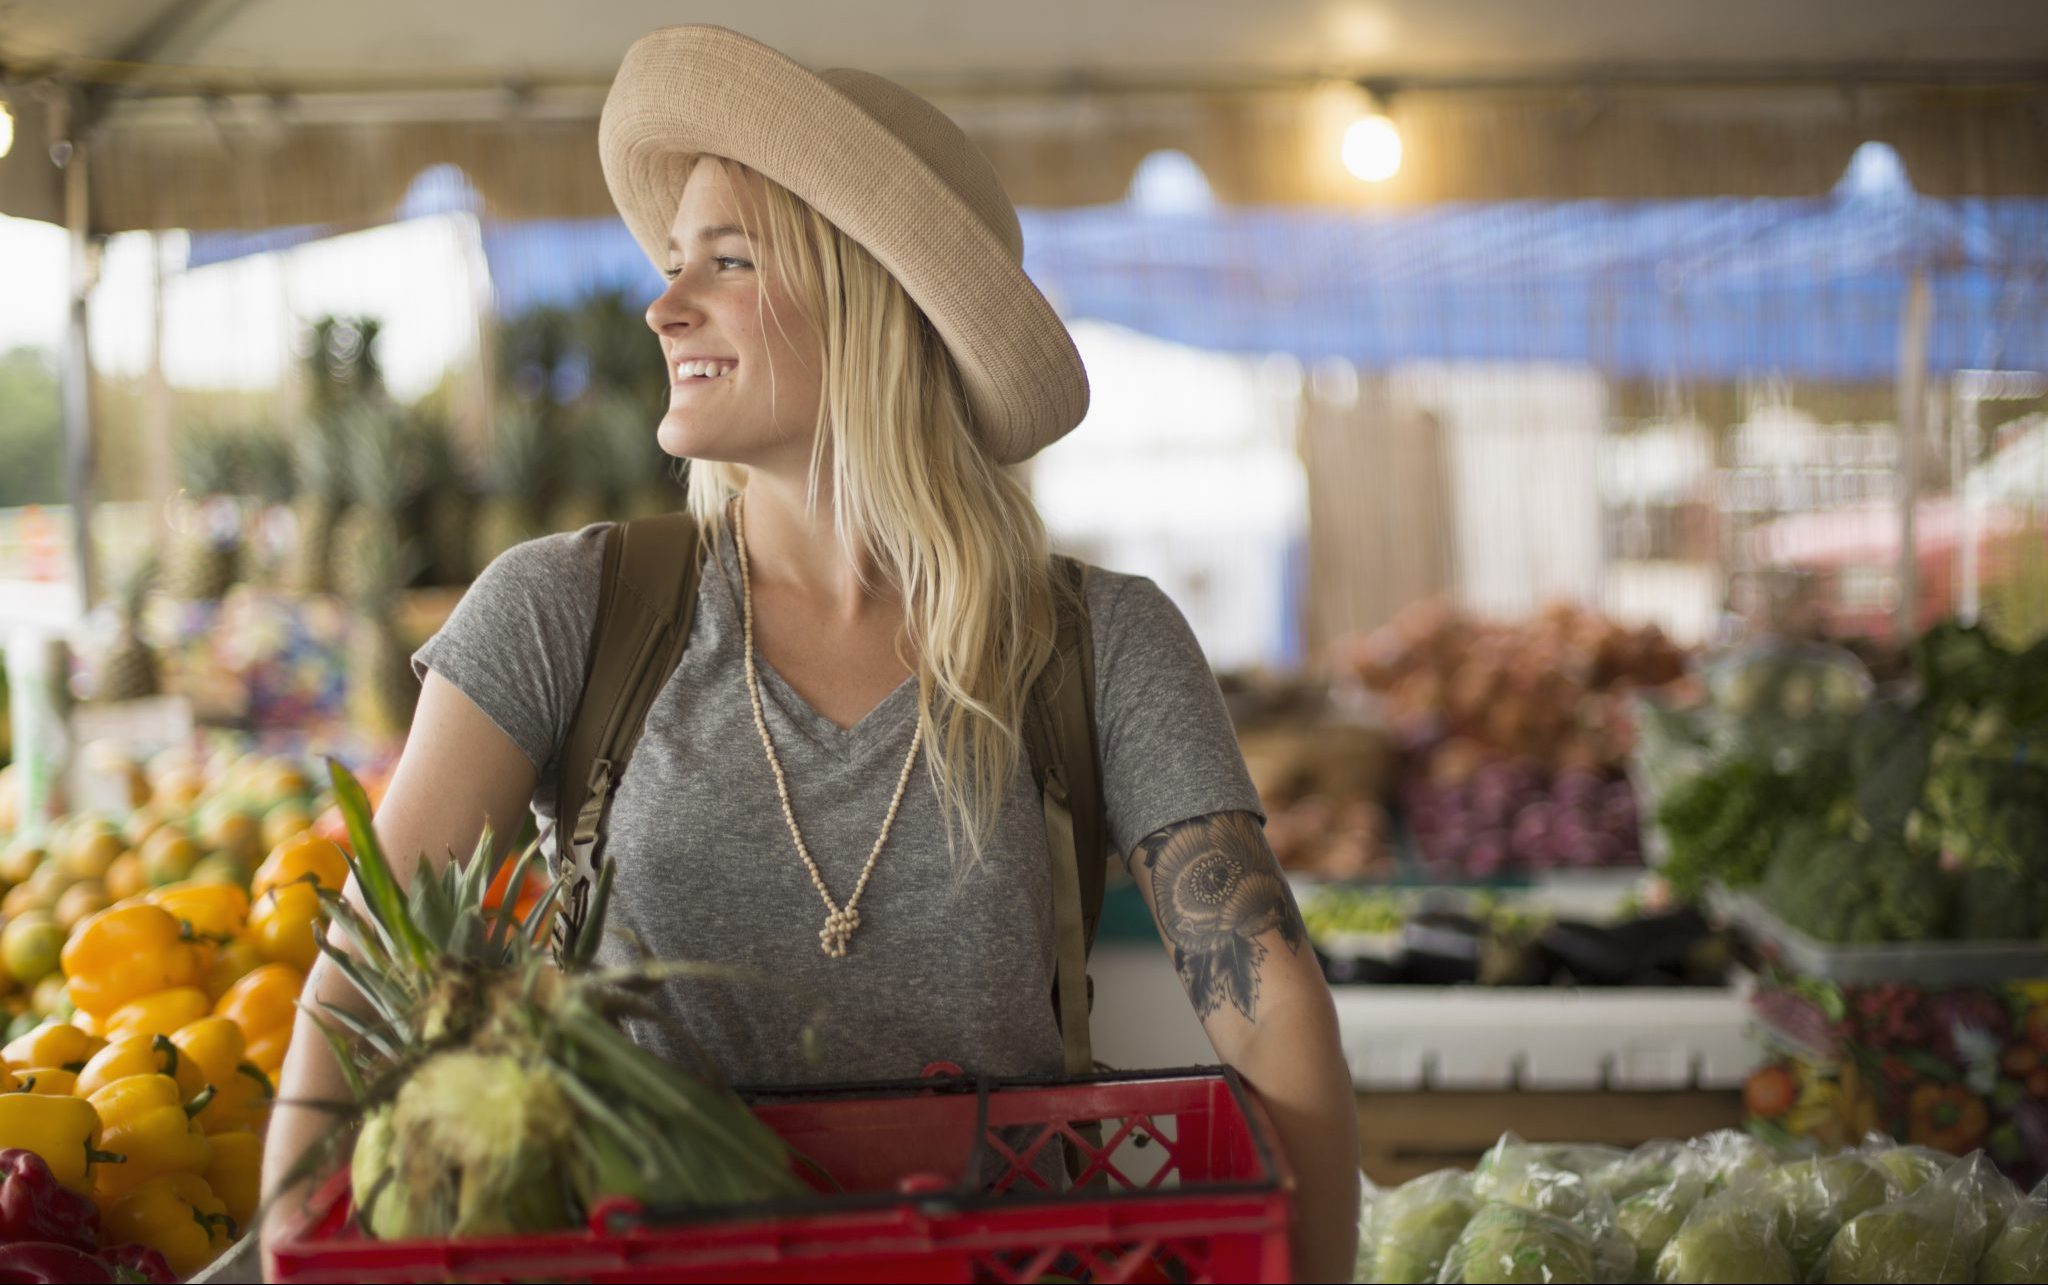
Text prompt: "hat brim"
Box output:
[[601, 25, 1088, 465]]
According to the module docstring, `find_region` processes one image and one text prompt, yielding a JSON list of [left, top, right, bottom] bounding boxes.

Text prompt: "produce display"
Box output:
[[1644, 622, 2048, 943], [1743, 973, 2048, 1187], [295, 763, 804, 1244], [1339, 600, 1690, 879], [1225, 675, 1400, 882], [1356, 1131, 2045, 1284], [1303, 887, 1730, 988], [0, 739, 383, 1278]]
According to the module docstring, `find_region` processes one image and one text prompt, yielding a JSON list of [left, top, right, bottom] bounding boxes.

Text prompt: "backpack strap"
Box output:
[[1022, 555, 1107, 1076], [552, 512, 705, 961]]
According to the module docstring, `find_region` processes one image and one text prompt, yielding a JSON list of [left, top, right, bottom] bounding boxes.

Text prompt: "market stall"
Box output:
[[3, 3, 2048, 1283]]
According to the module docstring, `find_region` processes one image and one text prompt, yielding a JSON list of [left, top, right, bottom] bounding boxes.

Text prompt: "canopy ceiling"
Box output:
[[3, 0, 2046, 230]]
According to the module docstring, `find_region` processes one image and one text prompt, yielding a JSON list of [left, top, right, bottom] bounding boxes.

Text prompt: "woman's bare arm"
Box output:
[[259, 671, 538, 1257], [1128, 810, 1360, 1284]]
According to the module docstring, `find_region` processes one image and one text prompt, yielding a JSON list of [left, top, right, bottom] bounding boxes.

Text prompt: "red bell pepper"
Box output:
[[0, 1242, 113, 1284], [92, 1246, 173, 1284], [0, 1152, 99, 1252]]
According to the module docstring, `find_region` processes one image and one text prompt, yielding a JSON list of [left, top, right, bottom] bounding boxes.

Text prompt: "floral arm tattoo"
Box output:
[[1135, 811, 1306, 1024]]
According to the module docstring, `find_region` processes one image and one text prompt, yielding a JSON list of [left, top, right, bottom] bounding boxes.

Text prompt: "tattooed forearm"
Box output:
[[1135, 811, 1305, 1023]]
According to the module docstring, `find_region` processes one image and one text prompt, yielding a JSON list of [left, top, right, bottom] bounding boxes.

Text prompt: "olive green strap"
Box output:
[[1043, 785, 1093, 1076], [1024, 555, 1106, 1078], [552, 512, 703, 961]]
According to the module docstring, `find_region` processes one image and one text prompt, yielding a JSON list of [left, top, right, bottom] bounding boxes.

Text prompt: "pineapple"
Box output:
[[165, 423, 245, 601], [560, 389, 674, 531], [477, 400, 557, 561], [339, 405, 423, 739], [95, 559, 161, 703], [406, 410, 478, 585], [291, 412, 353, 597], [291, 763, 810, 1240]]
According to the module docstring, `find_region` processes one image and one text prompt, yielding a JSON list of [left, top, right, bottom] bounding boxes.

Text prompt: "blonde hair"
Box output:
[[683, 158, 1057, 866]]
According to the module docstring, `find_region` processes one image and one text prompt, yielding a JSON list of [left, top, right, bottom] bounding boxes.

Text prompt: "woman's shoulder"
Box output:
[[470, 523, 614, 598], [1071, 562, 1180, 635]]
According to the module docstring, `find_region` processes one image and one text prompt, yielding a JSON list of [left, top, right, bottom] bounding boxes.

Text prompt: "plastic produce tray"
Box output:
[[1715, 888, 2048, 985]]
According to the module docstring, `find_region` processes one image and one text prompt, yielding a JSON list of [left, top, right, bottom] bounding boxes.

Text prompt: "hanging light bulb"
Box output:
[[0, 88, 14, 161], [1342, 85, 1402, 183]]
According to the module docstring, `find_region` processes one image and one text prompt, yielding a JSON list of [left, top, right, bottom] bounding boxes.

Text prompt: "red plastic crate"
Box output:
[[270, 1066, 1295, 1283]]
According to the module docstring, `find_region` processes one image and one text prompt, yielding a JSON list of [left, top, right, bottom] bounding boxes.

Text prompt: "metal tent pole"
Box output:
[[1894, 269, 1930, 641], [60, 136, 97, 614]]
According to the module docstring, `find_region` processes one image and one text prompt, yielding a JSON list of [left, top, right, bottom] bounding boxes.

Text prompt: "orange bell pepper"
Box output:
[[200, 1129, 260, 1231], [88, 1073, 215, 1203], [102, 1173, 236, 1277], [249, 882, 323, 972], [60, 904, 202, 1017], [0, 1022, 103, 1073], [169, 1017, 273, 1133], [250, 832, 349, 900], [75, 1032, 204, 1100], [101, 987, 212, 1045], [144, 882, 250, 941], [200, 938, 267, 1003], [212, 964, 304, 1073]]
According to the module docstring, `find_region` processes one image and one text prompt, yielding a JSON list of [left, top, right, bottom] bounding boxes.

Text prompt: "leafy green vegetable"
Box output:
[[1654, 1192, 1800, 1283], [1441, 1204, 1602, 1285], [1365, 1169, 1477, 1283]]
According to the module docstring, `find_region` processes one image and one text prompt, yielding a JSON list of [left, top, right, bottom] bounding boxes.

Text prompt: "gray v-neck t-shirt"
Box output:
[[412, 519, 1259, 1086]]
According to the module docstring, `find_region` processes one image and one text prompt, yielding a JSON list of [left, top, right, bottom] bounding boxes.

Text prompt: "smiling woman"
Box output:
[[263, 24, 1360, 1283]]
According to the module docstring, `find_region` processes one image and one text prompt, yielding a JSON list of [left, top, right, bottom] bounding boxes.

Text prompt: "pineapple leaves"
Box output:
[[485, 838, 548, 962], [566, 859, 615, 971], [326, 758, 433, 970]]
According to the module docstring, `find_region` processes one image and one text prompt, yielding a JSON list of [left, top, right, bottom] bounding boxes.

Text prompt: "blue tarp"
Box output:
[[187, 162, 2048, 381]]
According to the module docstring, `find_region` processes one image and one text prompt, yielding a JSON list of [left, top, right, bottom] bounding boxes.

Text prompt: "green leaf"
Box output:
[[326, 758, 432, 970], [567, 860, 615, 971], [1899, 1049, 1961, 1083], [447, 907, 487, 961], [455, 823, 498, 916], [314, 1000, 400, 1062], [304, 1009, 370, 1102], [486, 837, 548, 962]]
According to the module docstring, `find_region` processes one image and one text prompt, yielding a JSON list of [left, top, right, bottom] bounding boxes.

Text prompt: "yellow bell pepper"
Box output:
[[76, 1032, 205, 1100], [0, 1021, 103, 1073], [87, 1073, 215, 1203], [101, 987, 213, 1045], [213, 964, 303, 1073], [11, 1066, 77, 1094], [0, 1092, 115, 1193], [102, 1173, 237, 1278], [170, 1017, 273, 1133], [200, 937, 267, 1003], [251, 832, 349, 899], [201, 1129, 260, 1230], [145, 881, 250, 940], [249, 881, 324, 971], [60, 904, 202, 1017]]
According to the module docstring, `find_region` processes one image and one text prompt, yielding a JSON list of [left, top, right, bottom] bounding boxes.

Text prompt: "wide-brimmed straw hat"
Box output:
[[600, 25, 1089, 465]]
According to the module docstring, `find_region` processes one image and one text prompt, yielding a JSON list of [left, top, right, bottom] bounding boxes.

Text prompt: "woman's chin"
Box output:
[[656, 417, 720, 461]]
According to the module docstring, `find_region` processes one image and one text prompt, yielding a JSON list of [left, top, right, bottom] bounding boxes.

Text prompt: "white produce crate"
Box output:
[[1335, 976, 1759, 1092], [1090, 943, 1759, 1093]]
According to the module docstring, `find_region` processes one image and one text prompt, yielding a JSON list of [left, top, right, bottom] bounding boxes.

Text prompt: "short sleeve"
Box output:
[[1087, 572, 1264, 858], [410, 525, 609, 780]]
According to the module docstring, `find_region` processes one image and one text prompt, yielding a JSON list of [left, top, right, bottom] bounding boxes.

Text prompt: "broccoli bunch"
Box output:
[[1760, 833, 1953, 944]]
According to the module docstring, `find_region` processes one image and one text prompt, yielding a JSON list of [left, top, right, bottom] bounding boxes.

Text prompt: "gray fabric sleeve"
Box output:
[[1088, 573, 1265, 859], [409, 526, 610, 778]]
